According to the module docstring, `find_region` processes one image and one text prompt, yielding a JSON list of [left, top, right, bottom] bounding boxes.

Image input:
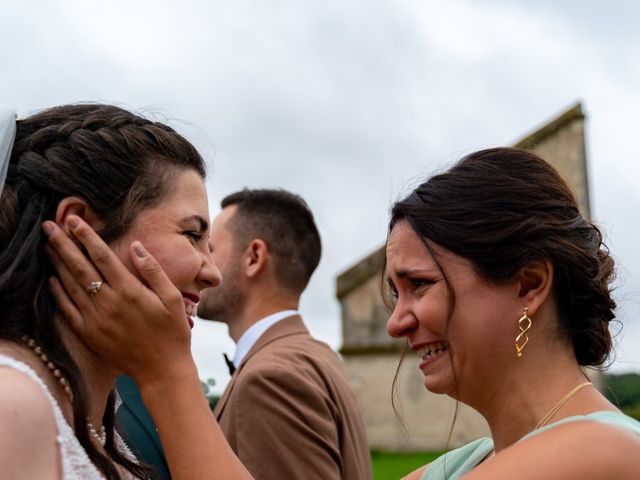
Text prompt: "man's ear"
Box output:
[[516, 260, 554, 317], [55, 197, 105, 236], [244, 239, 269, 279]]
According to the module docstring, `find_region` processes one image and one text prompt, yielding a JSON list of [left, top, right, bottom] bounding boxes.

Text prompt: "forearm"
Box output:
[[138, 360, 253, 480]]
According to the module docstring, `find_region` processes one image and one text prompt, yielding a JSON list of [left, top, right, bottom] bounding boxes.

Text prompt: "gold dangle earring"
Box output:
[[515, 306, 532, 357]]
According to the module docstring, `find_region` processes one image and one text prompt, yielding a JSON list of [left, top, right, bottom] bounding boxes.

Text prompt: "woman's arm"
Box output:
[[44, 217, 252, 480]]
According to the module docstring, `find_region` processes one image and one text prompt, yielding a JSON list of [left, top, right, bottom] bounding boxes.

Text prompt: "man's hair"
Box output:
[[221, 188, 321, 295]]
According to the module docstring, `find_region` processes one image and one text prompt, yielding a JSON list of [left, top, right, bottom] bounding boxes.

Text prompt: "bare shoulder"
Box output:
[[0, 367, 61, 478], [0, 365, 58, 415], [464, 420, 640, 479]]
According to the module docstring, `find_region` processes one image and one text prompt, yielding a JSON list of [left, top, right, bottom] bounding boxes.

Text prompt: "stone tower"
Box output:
[[336, 103, 591, 451]]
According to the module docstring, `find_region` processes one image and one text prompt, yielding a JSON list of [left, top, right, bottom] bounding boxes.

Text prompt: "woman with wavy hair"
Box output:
[[0, 104, 245, 479], [384, 148, 640, 478]]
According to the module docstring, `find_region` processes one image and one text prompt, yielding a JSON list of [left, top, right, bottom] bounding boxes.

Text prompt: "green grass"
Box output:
[[371, 451, 443, 480], [623, 402, 640, 421]]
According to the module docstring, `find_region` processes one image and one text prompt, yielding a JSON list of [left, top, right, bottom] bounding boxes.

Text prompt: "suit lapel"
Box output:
[[115, 376, 165, 452], [213, 315, 308, 419], [213, 370, 238, 419]]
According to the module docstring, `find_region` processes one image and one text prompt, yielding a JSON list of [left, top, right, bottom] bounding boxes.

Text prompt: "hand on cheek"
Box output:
[[43, 216, 195, 386]]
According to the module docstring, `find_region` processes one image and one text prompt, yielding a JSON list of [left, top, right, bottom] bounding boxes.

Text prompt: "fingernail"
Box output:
[[42, 222, 54, 237], [48, 277, 58, 289], [133, 242, 147, 258], [67, 216, 79, 229]]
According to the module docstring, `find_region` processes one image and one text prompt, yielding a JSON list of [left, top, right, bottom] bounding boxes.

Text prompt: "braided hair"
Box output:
[[0, 104, 205, 479]]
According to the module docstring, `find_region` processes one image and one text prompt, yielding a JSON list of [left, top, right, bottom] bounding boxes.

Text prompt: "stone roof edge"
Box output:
[[336, 246, 385, 299], [512, 102, 584, 149]]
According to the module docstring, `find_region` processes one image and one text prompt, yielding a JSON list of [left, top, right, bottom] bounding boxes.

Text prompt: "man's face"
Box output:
[[197, 206, 244, 323]]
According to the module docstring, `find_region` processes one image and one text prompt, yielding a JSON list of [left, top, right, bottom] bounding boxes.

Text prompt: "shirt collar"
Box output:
[[232, 310, 299, 367]]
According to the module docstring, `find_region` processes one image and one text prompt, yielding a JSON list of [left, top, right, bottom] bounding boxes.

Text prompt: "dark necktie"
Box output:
[[223, 353, 236, 375]]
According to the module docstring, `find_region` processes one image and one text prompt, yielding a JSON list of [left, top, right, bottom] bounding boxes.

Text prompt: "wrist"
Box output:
[[135, 356, 200, 399]]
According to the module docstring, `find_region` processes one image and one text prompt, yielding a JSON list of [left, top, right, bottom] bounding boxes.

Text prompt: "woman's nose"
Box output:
[[199, 251, 222, 288], [386, 301, 417, 339]]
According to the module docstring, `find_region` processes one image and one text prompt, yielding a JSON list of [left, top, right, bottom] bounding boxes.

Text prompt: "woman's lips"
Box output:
[[183, 294, 199, 329], [415, 341, 448, 371]]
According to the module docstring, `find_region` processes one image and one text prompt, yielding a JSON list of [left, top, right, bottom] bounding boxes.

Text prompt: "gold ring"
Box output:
[[87, 281, 103, 297]]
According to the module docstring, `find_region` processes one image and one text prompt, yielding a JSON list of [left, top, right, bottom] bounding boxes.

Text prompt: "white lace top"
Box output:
[[0, 354, 138, 479]]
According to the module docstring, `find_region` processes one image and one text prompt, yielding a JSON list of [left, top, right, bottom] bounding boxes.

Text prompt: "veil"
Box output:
[[0, 107, 17, 195]]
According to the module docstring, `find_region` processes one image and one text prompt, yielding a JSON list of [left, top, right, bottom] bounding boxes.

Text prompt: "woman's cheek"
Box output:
[[183, 249, 207, 282]]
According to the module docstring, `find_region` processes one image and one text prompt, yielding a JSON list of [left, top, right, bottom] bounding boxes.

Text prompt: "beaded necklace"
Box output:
[[22, 335, 107, 446]]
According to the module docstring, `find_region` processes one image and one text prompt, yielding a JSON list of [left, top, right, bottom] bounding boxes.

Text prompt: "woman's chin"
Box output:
[[422, 375, 455, 396]]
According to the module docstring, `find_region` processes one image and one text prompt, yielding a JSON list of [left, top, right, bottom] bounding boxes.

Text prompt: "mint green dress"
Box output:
[[421, 411, 640, 479]]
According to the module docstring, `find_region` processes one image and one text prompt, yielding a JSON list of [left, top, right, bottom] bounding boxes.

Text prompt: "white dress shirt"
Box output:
[[232, 310, 299, 368]]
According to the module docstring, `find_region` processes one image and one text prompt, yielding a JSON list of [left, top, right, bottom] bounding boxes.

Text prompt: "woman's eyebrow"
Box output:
[[394, 268, 434, 278], [182, 215, 209, 232]]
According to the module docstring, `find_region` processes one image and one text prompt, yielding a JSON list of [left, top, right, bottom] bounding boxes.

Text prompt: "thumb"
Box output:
[[129, 241, 182, 307]]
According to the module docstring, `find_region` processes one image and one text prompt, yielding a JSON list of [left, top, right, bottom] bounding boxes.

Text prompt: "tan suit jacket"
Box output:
[[214, 315, 371, 479]]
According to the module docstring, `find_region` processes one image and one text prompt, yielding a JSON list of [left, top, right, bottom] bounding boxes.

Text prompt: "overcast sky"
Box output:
[[2, 0, 639, 392]]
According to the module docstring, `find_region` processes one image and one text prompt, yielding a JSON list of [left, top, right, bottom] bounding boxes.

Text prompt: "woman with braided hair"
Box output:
[[0, 104, 254, 479]]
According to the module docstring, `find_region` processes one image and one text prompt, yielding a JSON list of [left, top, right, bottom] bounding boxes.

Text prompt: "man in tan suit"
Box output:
[[198, 188, 371, 480]]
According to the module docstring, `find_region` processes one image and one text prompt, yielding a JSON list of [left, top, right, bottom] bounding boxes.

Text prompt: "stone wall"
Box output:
[[346, 354, 489, 451]]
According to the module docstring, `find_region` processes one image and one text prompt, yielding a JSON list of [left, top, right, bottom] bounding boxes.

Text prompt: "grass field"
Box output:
[[371, 451, 443, 480]]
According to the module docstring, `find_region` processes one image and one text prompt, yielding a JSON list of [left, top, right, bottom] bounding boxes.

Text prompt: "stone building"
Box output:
[[336, 103, 591, 451]]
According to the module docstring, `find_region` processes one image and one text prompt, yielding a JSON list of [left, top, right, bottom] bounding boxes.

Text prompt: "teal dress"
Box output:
[[422, 411, 640, 479]]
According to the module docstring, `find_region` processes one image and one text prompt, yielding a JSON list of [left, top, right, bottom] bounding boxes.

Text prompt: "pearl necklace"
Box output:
[[87, 422, 107, 446], [22, 335, 107, 446]]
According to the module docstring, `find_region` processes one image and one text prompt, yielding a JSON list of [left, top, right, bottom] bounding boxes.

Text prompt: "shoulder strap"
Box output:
[[525, 410, 640, 439], [423, 437, 494, 479]]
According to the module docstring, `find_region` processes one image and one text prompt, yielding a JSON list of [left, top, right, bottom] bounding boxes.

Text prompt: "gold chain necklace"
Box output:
[[535, 381, 593, 430]]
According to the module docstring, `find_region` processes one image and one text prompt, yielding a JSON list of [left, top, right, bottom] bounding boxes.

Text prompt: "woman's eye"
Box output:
[[184, 231, 203, 244], [410, 278, 433, 290], [386, 279, 399, 301]]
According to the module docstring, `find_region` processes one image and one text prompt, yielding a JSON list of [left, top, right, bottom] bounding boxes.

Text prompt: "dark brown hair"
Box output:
[[221, 188, 321, 295], [389, 147, 616, 366], [0, 104, 205, 479]]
